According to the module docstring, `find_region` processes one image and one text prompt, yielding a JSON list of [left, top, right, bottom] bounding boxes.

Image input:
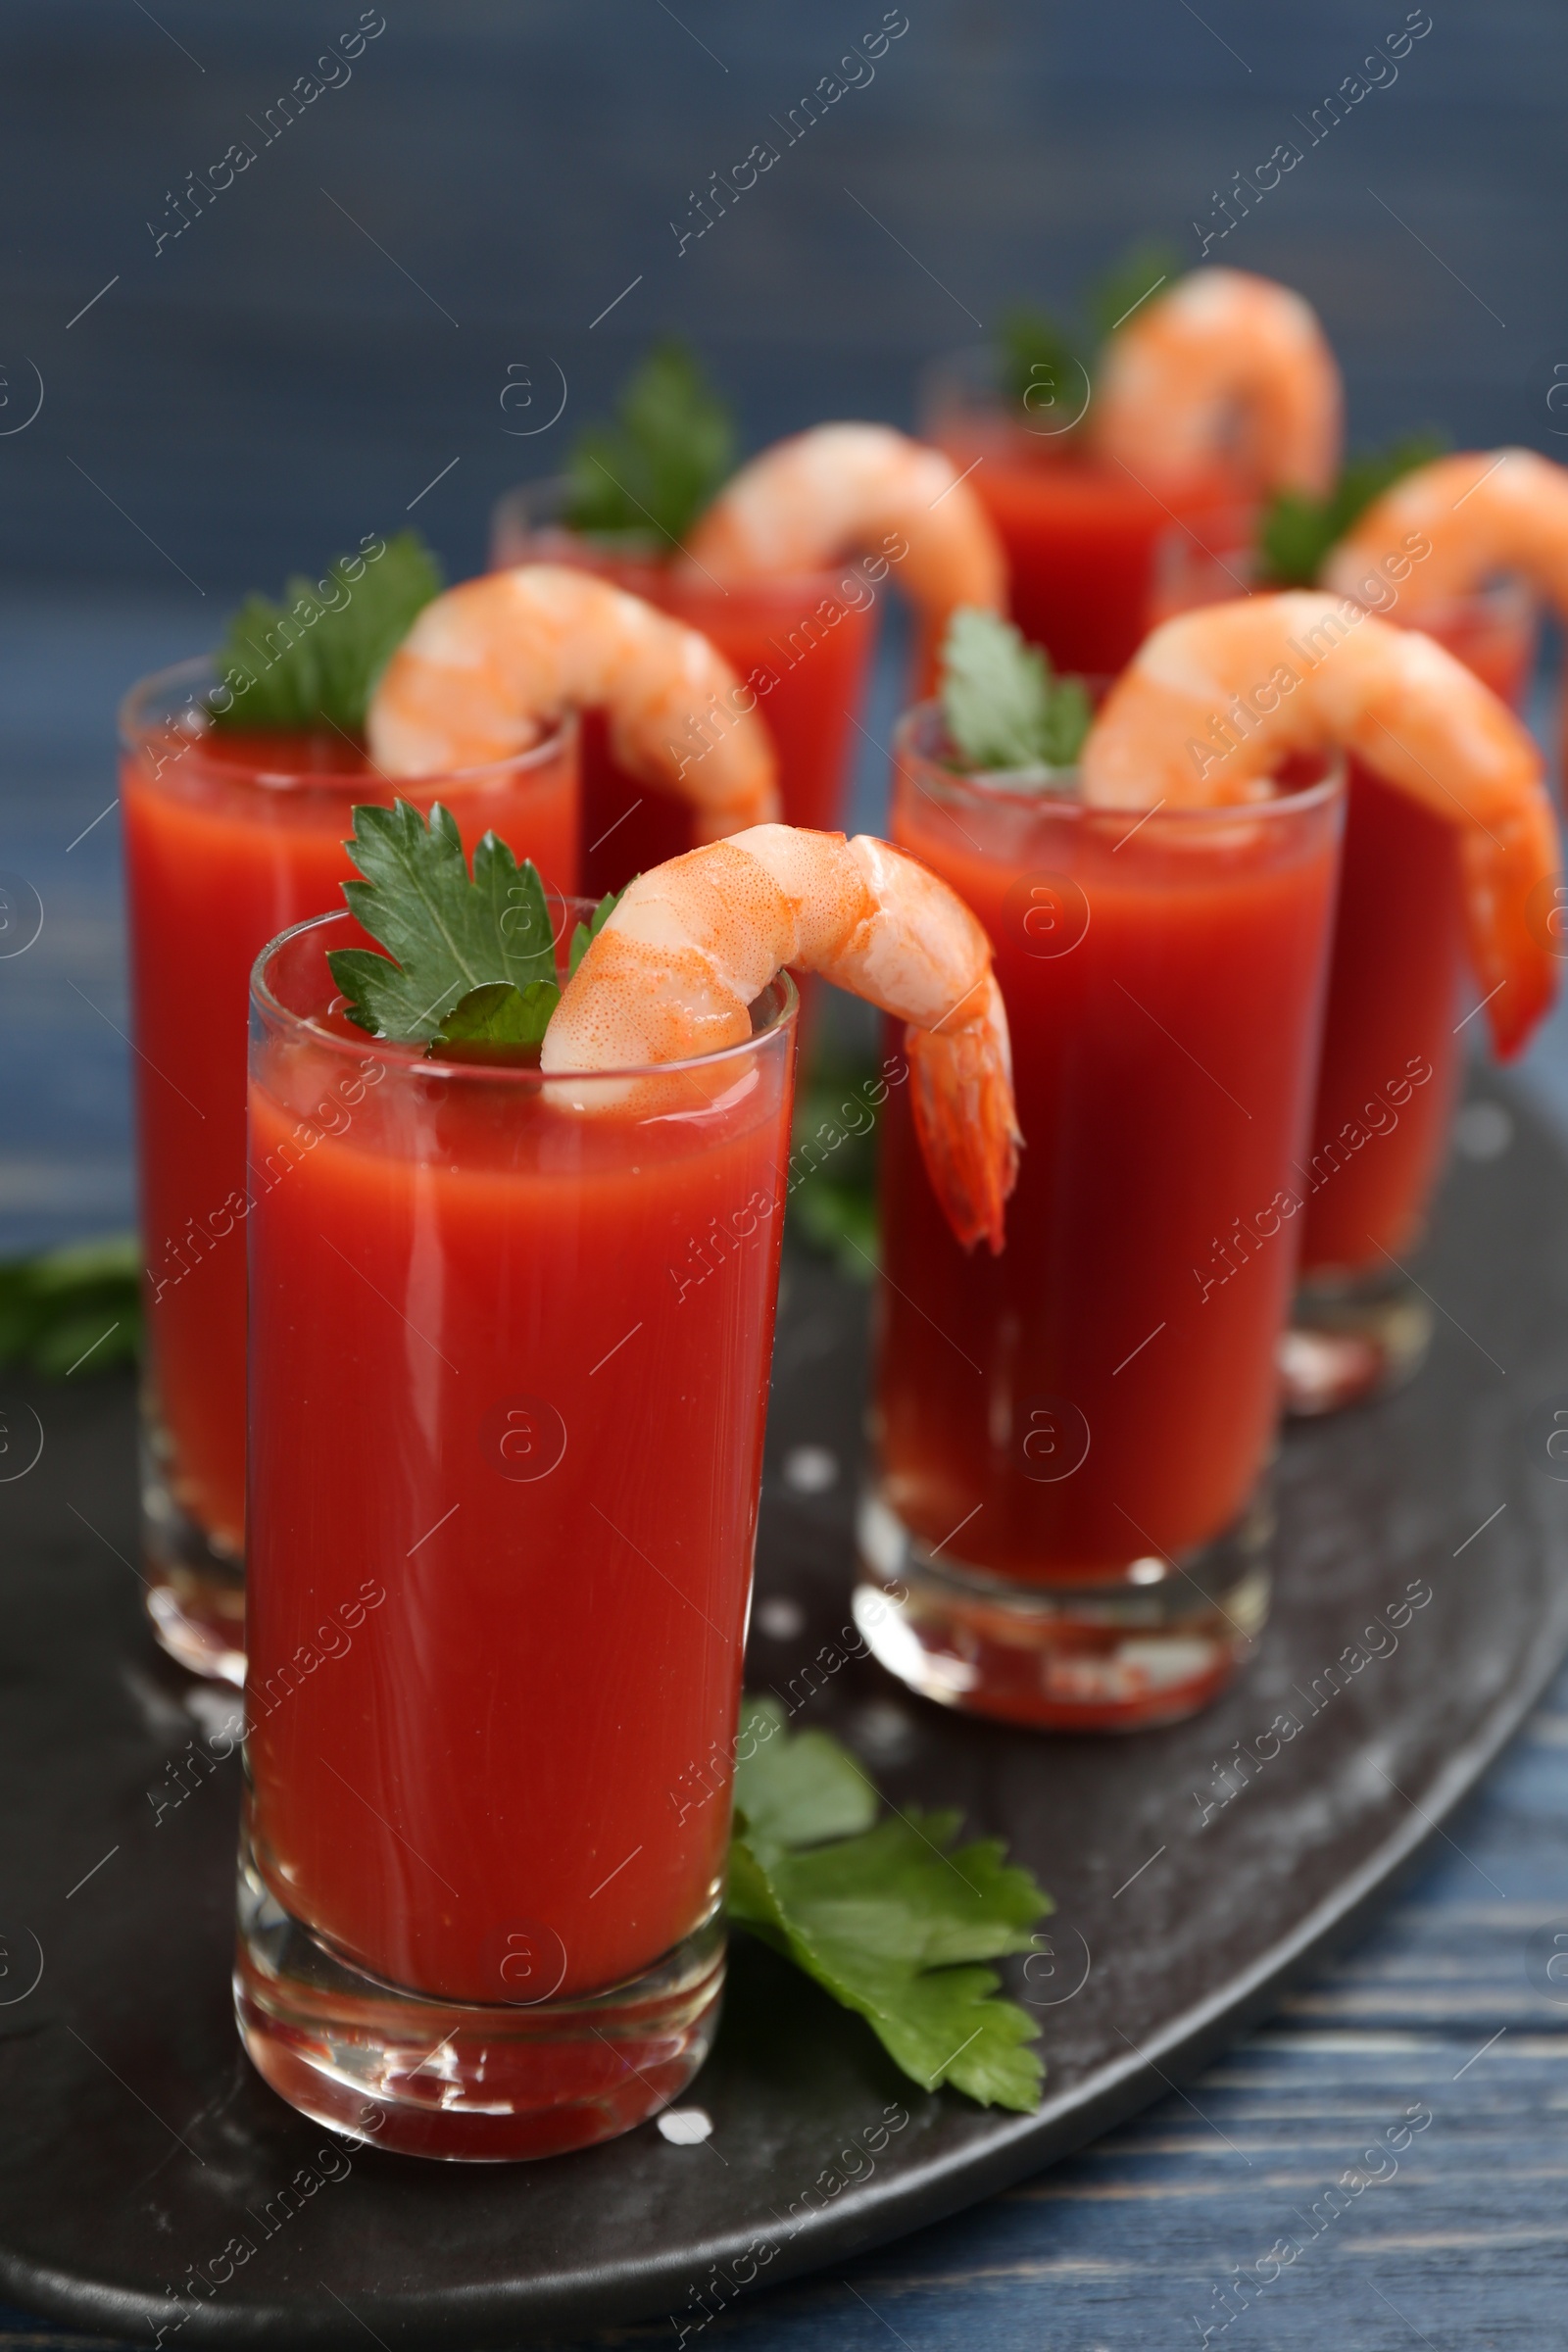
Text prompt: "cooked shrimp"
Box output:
[[1324, 447, 1568, 615], [1081, 592, 1557, 1057], [542, 823, 1021, 1251], [1094, 269, 1342, 497], [680, 423, 1005, 628], [368, 564, 778, 839]]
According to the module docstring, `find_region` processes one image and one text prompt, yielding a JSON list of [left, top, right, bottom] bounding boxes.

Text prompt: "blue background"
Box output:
[[3, 6, 1568, 2344]]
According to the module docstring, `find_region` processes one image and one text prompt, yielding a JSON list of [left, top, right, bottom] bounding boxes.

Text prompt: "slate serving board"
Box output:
[[1, 1073, 1565, 2351]]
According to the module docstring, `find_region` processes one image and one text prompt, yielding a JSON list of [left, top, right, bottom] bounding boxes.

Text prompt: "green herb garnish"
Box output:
[[940, 606, 1092, 774], [726, 1698, 1049, 2111], [211, 530, 442, 733], [1257, 432, 1449, 588], [787, 1046, 883, 1277], [998, 241, 1186, 416], [1083, 237, 1185, 342], [997, 304, 1085, 414], [0, 1235, 141, 1378], [568, 888, 619, 977], [326, 802, 619, 1049], [564, 340, 736, 549]]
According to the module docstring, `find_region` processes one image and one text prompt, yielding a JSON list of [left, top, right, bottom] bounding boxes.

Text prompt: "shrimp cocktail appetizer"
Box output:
[[1157, 443, 1564, 1406], [494, 341, 1004, 891], [237, 592, 1018, 2160], [124, 549, 784, 1682], [1269, 448, 1568, 1407], [859, 593, 1556, 1732], [924, 259, 1343, 675]]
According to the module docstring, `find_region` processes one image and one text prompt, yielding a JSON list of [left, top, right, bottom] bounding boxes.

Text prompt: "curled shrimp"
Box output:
[[680, 423, 1006, 632], [367, 564, 779, 839], [1081, 591, 1558, 1057], [542, 823, 1021, 1252], [1094, 269, 1343, 497], [1324, 447, 1568, 615]]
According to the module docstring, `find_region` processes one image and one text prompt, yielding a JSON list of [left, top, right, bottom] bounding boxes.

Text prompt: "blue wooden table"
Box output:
[[1, 592, 1566, 2350]]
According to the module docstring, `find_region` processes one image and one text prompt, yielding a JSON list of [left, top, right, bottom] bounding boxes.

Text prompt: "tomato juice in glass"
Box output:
[[1150, 543, 1542, 1409], [921, 350, 1239, 678], [1298, 578, 1536, 1276], [121, 658, 578, 1681], [1286, 583, 1540, 1403], [236, 906, 796, 2159], [492, 483, 879, 897], [857, 709, 1344, 1730]]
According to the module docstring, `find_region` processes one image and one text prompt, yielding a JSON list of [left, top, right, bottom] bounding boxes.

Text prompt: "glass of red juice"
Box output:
[[1152, 541, 1542, 1412], [491, 480, 880, 896], [857, 708, 1344, 1731], [121, 660, 579, 1684], [236, 906, 796, 2159], [919, 348, 1238, 679]]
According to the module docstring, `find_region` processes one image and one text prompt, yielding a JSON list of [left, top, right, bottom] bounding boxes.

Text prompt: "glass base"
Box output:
[[233, 1826, 725, 2162], [855, 1489, 1272, 1732], [1281, 1268, 1434, 1418], [140, 1441, 246, 1684]]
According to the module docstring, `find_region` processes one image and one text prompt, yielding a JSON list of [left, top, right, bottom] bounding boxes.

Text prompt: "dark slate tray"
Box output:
[[2, 1073, 1565, 2351]]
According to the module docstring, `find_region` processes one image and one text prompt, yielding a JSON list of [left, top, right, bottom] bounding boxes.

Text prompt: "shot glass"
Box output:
[[1152, 535, 1542, 1413], [235, 906, 796, 2158], [918, 347, 1242, 679], [857, 708, 1344, 1731], [121, 661, 578, 1681]]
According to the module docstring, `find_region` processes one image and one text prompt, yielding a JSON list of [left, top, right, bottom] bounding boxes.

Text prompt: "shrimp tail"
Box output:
[[1461, 792, 1562, 1059], [906, 975, 1021, 1253]]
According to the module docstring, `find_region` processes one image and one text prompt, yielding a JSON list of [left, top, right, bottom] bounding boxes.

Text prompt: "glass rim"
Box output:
[[916, 343, 1098, 450], [895, 699, 1347, 822], [490, 476, 885, 597], [119, 653, 576, 794], [251, 903, 799, 1087]]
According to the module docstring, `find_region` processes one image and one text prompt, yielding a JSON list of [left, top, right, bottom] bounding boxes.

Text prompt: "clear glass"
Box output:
[[121, 660, 579, 1682], [236, 906, 797, 2159], [1150, 538, 1542, 1414], [917, 347, 1245, 678], [858, 708, 1345, 1730], [491, 476, 877, 895]]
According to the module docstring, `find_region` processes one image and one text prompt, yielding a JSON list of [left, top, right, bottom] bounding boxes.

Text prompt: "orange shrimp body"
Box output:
[[1094, 268, 1343, 496], [542, 823, 1020, 1252], [367, 564, 779, 838], [1081, 592, 1558, 1058], [1325, 447, 1568, 615], [681, 423, 1005, 628]]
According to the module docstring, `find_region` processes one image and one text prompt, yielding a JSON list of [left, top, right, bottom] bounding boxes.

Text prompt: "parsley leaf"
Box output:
[[211, 531, 442, 734], [1257, 431, 1449, 587], [727, 1697, 1050, 2111], [437, 980, 560, 1050], [790, 1175, 880, 1276], [997, 303, 1085, 416], [1083, 238, 1185, 343], [327, 801, 562, 1045], [940, 606, 1092, 775], [564, 340, 736, 549], [0, 1234, 141, 1378], [786, 1047, 883, 1278], [998, 244, 1186, 416], [568, 890, 619, 977], [733, 1695, 879, 1845]]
